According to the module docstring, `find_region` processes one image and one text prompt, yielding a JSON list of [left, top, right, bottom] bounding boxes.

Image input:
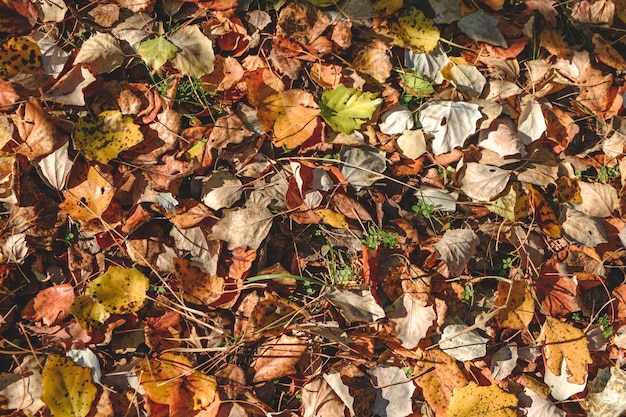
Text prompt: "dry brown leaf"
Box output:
[[252, 334, 308, 382], [495, 279, 534, 330], [14, 97, 64, 160], [22, 283, 75, 326]]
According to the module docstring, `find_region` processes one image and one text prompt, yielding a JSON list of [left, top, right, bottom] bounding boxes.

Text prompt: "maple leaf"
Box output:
[[320, 84, 382, 135]]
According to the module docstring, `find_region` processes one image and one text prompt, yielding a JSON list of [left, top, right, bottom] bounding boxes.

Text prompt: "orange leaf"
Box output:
[[526, 184, 562, 238], [257, 89, 320, 149]]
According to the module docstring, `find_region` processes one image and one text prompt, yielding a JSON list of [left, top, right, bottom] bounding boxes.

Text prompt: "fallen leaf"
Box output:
[[540, 317, 592, 386], [526, 183, 562, 239], [340, 146, 387, 190], [252, 334, 308, 382], [353, 40, 392, 84], [14, 97, 63, 161], [168, 25, 215, 78], [388, 294, 436, 349], [447, 63, 487, 98], [173, 257, 228, 306], [41, 354, 98, 417], [208, 202, 273, 250], [458, 10, 508, 48], [85, 267, 147, 316], [518, 97, 547, 145], [73, 110, 144, 164], [277, 0, 330, 45], [320, 84, 381, 135], [138, 36, 179, 72], [378, 105, 415, 135], [586, 367, 626, 417], [495, 279, 534, 329], [397, 129, 427, 159], [0, 36, 42, 77], [458, 162, 511, 202], [388, 7, 440, 53], [74, 32, 125, 74], [478, 117, 526, 157], [574, 181, 618, 218], [326, 289, 385, 323], [201, 171, 243, 211], [439, 323, 490, 361], [301, 377, 347, 417], [491, 344, 518, 380], [138, 352, 217, 414], [434, 229, 480, 277], [448, 382, 517, 417], [415, 349, 468, 416], [560, 206, 608, 247], [257, 89, 319, 148], [23, 283, 74, 326], [0, 356, 44, 414], [45, 65, 96, 106], [370, 365, 415, 417], [419, 101, 481, 155]]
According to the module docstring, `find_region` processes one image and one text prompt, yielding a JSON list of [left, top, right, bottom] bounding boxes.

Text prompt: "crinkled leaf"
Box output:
[[41, 354, 97, 417], [419, 101, 481, 155], [73, 110, 144, 164], [138, 36, 178, 72], [448, 382, 517, 417], [434, 229, 480, 277], [86, 266, 149, 314], [320, 84, 382, 135], [168, 25, 215, 78], [587, 367, 626, 417], [208, 202, 273, 250]]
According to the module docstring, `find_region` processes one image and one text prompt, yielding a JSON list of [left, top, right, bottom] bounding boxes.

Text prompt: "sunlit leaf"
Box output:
[[320, 84, 382, 135], [69, 294, 110, 330], [86, 266, 149, 314], [540, 317, 592, 386], [138, 352, 217, 413], [257, 89, 319, 148], [73, 110, 144, 164], [41, 355, 97, 417], [448, 382, 517, 417], [138, 36, 178, 72], [74, 32, 125, 74], [418, 101, 481, 155], [389, 7, 440, 53]]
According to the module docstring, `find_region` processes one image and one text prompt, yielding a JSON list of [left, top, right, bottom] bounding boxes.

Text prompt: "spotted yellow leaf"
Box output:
[[73, 110, 144, 164], [0, 36, 42, 76], [86, 266, 149, 315], [69, 294, 110, 330], [389, 7, 440, 53], [41, 355, 97, 417]]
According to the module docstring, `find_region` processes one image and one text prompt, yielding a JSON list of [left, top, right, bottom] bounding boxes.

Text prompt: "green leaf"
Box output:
[[41, 355, 97, 417], [86, 266, 149, 314], [320, 84, 382, 134], [400, 70, 434, 97], [138, 36, 178, 72]]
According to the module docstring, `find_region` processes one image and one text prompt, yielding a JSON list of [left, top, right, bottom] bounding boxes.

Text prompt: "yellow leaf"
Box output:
[[540, 317, 592, 385], [414, 349, 467, 416], [257, 89, 319, 149], [138, 352, 217, 412], [173, 257, 226, 306], [41, 355, 98, 417], [69, 294, 110, 330], [315, 208, 349, 229], [526, 184, 562, 238], [0, 36, 41, 76], [73, 110, 144, 164], [487, 182, 529, 221], [86, 266, 149, 314], [448, 382, 518, 417], [373, 0, 403, 16], [390, 7, 440, 53], [495, 279, 534, 329]]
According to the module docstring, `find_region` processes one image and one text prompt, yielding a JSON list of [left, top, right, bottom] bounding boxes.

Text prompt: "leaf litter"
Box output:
[[0, 1, 625, 416]]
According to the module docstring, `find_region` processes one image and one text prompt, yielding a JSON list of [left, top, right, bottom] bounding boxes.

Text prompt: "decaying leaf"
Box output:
[[252, 334, 308, 382], [138, 36, 179, 72], [208, 202, 273, 250], [0, 36, 42, 76], [387, 7, 440, 53], [495, 279, 534, 329], [458, 162, 511, 202], [439, 323, 489, 361], [388, 294, 436, 349], [586, 367, 626, 417]]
